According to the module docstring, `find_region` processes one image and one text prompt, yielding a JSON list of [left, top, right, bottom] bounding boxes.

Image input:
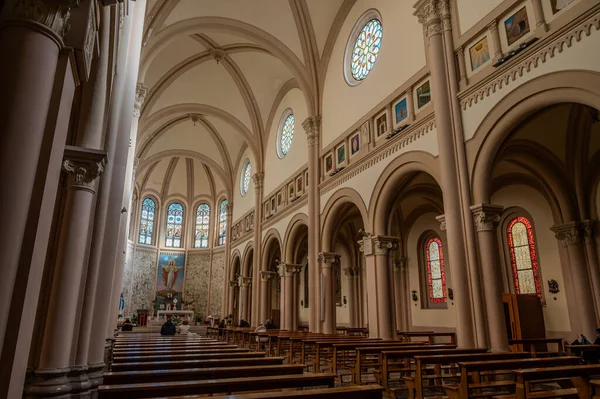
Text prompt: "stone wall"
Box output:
[[122, 242, 135, 315], [210, 251, 225, 316], [185, 251, 211, 318], [129, 246, 158, 314]]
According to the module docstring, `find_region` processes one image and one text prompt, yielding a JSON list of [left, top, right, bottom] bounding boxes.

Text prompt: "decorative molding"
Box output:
[[470, 203, 504, 232], [319, 116, 436, 196], [344, 266, 360, 277], [237, 276, 252, 286], [2, 0, 81, 39], [252, 172, 264, 192], [62, 146, 107, 191], [414, 0, 445, 38], [259, 270, 275, 282], [302, 116, 321, 148], [318, 252, 340, 267], [582, 219, 597, 243], [134, 84, 148, 118], [228, 280, 237, 288], [459, 7, 600, 110], [393, 256, 408, 272]]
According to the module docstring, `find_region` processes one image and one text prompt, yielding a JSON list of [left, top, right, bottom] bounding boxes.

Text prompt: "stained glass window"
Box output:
[[351, 19, 383, 81], [507, 216, 541, 295], [165, 202, 183, 248], [241, 161, 251, 196], [138, 197, 156, 245], [426, 237, 447, 303], [194, 203, 210, 248], [218, 199, 228, 246], [280, 114, 294, 157]]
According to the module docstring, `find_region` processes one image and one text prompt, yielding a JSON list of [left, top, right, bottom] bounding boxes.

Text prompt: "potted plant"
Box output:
[[195, 314, 204, 326]]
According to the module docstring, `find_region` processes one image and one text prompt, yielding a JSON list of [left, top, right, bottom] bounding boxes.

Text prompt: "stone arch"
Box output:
[[283, 213, 309, 263], [321, 187, 368, 252], [230, 249, 242, 280], [369, 151, 441, 235], [241, 241, 254, 277], [471, 70, 600, 206], [261, 228, 283, 271]]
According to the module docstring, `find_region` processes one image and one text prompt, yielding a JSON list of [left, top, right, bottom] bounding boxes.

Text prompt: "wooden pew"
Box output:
[[380, 348, 488, 393], [164, 385, 385, 398], [443, 356, 582, 399], [110, 355, 284, 372], [97, 372, 336, 399], [513, 364, 600, 399], [111, 349, 259, 363], [103, 364, 305, 385], [112, 344, 240, 355], [508, 338, 564, 357], [591, 379, 600, 399], [407, 352, 530, 399], [401, 331, 457, 345]]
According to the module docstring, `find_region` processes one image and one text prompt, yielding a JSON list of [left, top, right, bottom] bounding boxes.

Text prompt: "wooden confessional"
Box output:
[[502, 293, 546, 353]]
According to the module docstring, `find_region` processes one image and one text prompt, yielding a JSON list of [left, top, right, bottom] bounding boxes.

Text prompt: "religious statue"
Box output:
[[161, 259, 182, 291]]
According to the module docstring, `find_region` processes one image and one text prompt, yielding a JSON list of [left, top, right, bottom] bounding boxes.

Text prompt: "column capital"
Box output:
[[487, 19, 499, 32], [133, 83, 148, 118], [582, 220, 598, 243], [62, 146, 107, 191], [344, 266, 360, 277], [318, 252, 340, 267], [302, 116, 321, 148], [551, 222, 583, 246], [1, 0, 81, 39], [252, 172, 264, 192], [228, 280, 238, 288], [435, 214, 446, 231], [238, 276, 252, 286], [283, 263, 303, 276], [260, 270, 275, 282], [470, 203, 504, 232], [359, 235, 398, 256], [413, 0, 446, 38]]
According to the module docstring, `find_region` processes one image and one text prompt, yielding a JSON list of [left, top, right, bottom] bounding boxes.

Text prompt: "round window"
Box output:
[[344, 10, 383, 86], [240, 160, 251, 196], [276, 109, 295, 159]]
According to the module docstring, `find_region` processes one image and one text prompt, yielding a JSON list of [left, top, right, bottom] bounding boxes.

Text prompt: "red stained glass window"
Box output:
[[426, 237, 447, 303], [507, 216, 541, 296]]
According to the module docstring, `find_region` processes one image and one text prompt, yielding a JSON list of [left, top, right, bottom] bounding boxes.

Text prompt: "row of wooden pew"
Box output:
[[97, 332, 385, 398]]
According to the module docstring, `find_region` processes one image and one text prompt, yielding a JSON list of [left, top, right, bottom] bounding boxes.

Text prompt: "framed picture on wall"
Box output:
[[392, 97, 409, 127], [270, 197, 276, 214], [416, 81, 431, 109], [277, 191, 283, 207], [295, 176, 303, 196], [374, 111, 389, 138], [469, 36, 491, 71], [336, 143, 346, 167], [324, 153, 334, 174], [288, 181, 295, 201], [265, 201, 269, 217], [350, 132, 360, 156], [551, 0, 576, 14], [504, 6, 530, 46]]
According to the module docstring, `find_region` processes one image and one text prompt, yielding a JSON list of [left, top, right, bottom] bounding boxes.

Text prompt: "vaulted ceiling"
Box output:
[[135, 0, 353, 202]]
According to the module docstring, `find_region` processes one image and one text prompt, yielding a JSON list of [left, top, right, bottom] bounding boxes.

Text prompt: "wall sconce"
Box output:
[[548, 279, 559, 300], [300, 300, 304, 307], [448, 288, 454, 301], [343, 296, 347, 305], [411, 291, 418, 302]]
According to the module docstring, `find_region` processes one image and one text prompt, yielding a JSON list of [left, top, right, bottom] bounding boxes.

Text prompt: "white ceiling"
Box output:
[[137, 0, 351, 203]]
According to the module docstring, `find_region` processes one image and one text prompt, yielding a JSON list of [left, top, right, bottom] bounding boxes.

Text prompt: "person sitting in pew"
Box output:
[[121, 318, 133, 332], [239, 319, 250, 327], [264, 319, 274, 329], [160, 317, 176, 336], [178, 319, 195, 335]]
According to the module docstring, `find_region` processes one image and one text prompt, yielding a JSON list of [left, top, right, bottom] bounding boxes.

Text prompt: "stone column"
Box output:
[[582, 221, 600, 320], [531, 0, 547, 32], [344, 266, 359, 328], [471, 204, 509, 351], [278, 263, 302, 330], [415, 0, 476, 348], [318, 253, 339, 334], [0, 0, 78, 361], [238, 276, 252, 322], [26, 150, 105, 396], [552, 223, 598, 337], [259, 271, 274, 323], [488, 21, 503, 62], [228, 280, 238, 321], [392, 258, 404, 332], [303, 116, 321, 332], [292, 266, 302, 330], [359, 236, 398, 339], [223, 202, 233, 316], [251, 173, 264, 326], [456, 47, 468, 87]]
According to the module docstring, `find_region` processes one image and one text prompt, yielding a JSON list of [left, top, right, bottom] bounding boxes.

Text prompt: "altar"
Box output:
[[156, 310, 194, 321]]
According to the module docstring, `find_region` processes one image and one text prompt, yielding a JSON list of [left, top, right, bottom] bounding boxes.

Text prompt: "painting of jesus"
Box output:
[[156, 252, 185, 297]]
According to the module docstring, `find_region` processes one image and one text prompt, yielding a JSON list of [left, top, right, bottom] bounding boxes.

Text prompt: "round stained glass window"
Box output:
[[351, 19, 382, 81], [277, 110, 294, 158], [241, 160, 251, 196]]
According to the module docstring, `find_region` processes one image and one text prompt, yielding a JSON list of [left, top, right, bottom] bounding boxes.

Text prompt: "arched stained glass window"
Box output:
[[138, 197, 156, 245], [165, 202, 184, 248], [507, 216, 541, 295], [278, 113, 294, 157], [218, 200, 228, 246], [426, 237, 447, 303], [351, 19, 382, 81], [241, 161, 251, 196], [194, 203, 210, 248]]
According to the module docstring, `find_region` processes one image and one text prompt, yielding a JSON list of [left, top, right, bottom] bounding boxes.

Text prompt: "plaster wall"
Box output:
[[263, 88, 308, 196], [491, 184, 571, 334], [406, 213, 457, 328], [462, 23, 600, 142], [320, 129, 439, 214], [456, 0, 504, 34], [321, 0, 426, 148]]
